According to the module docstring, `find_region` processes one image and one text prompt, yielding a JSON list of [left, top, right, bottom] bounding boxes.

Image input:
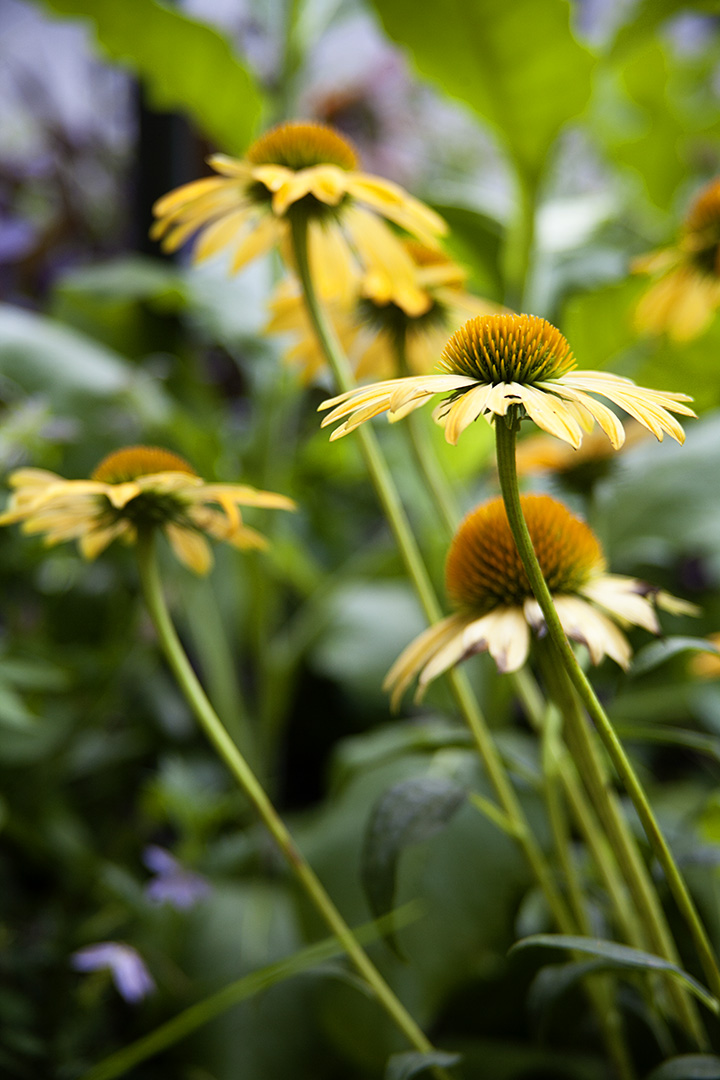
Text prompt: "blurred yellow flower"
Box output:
[[0, 446, 295, 575], [515, 420, 650, 483], [633, 177, 720, 341], [320, 313, 694, 448], [152, 121, 446, 316], [385, 494, 695, 706], [689, 633, 720, 679], [265, 242, 503, 383]]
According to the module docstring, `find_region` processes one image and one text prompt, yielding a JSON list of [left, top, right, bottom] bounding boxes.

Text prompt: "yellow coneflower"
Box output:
[[319, 313, 695, 449], [385, 494, 695, 707], [515, 421, 650, 486], [151, 121, 446, 316], [0, 446, 295, 575], [633, 177, 720, 341], [689, 633, 720, 679], [265, 241, 503, 382]]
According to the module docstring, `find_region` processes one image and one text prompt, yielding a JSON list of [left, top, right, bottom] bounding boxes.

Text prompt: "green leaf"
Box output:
[[612, 1, 720, 58], [0, 303, 132, 399], [632, 637, 720, 677], [40, 0, 262, 154], [646, 1055, 720, 1080], [371, 0, 595, 183], [511, 934, 720, 1013], [81, 906, 421, 1080], [613, 724, 720, 764], [361, 776, 466, 923], [386, 1050, 463, 1080]]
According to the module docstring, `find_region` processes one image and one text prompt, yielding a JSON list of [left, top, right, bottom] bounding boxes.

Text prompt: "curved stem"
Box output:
[[495, 417, 719, 1027], [289, 214, 580, 939], [393, 332, 459, 536], [135, 531, 440, 1064]]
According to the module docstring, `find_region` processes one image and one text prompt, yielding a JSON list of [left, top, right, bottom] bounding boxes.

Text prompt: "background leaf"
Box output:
[[370, 0, 595, 184], [361, 775, 466, 923], [385, 1050, 463, 1080], [512, 934, 720, 1013], [39, 0, 262, 153], [646, 1055, 720, 1080]]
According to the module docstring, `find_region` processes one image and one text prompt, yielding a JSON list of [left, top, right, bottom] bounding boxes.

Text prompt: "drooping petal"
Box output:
[[383, 614, 468, 710], [580, 575, 660, 633], [553, 595, 632, 668], [164, 524, 213, 575]]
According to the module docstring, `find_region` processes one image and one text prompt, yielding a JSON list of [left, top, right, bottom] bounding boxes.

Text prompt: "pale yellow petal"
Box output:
[[553, 595, 632, 668], [79, 521, 130, 560], [442, 383, 494, 445], [308, 220, 358, 305], [581, 576, 659, 633], [164, 524, 213, 575], [229, 214, 282, 272], [383, 614, 467, 711], [513, 384, 582, 448]]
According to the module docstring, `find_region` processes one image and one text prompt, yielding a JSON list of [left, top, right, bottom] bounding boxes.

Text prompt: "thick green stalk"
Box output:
[[135, 531, 441, 1065], [495, 416, 717, 1036], [289, 213, 575, 939], [513, 668, 650, 953]]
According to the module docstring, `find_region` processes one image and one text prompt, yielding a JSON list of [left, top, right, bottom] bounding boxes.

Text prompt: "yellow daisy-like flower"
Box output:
[[515, 420, 650, 489], [689, 633, 720, 679], [151, 120, 447, 316], [265, 241, 503, 383], [0, 446, 295, 575], [633, 177, 720, 341], [319, 313, 695, 449], [385, 494, 694, 707]]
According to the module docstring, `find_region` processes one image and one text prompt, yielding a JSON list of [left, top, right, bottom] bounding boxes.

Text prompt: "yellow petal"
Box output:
[[164, 524, 213, 575]]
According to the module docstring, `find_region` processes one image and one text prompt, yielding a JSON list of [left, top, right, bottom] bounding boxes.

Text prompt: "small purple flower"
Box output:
[[71, 942, 155, 1003], [143, 845, 211, 911]]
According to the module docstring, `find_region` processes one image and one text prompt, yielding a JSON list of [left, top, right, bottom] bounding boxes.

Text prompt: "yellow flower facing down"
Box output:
[[319, 313, 695, 449], [689, 633, 720, 679], [633, 177, 720, 341], [515, 420, 650, 490], [265, 241, 503, 383], [0, 446, 296, 575], [385, 494, 696, 707], [151, 121, 447, 316]]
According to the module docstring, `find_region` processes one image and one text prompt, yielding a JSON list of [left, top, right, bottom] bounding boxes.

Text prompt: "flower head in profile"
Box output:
[[151, 120, 446, 316], [0, 446, 295, 575], [320, 313, 695, 449], [266, 241, 503, 383], [71, 942, 155, 1003], [515, 421, 650, 493], [385, 494, 695, 707], [633, 177, 720, 341]]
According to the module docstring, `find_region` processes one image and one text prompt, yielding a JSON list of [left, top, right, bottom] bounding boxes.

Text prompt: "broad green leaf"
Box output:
[[632, 637, 720, 677], [561, 277, 645, 370], [40, 0, 262, 153], [0, 303, 132, 398], [361, 776, 466, 923], [386, 1050, 463, 1080], [371, 0, 595, 184], [646, 1055, 720, 1080], [433, 203, 505, 298], [512, 934, 719, 1013]]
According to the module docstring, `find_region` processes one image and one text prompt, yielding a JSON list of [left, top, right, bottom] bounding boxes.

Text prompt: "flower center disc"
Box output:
[[246, 121, 358, 171], [441, 314, 576, 384], [92, 446, 196, 484], [684, 179, 720, 275], [445, 495, 605, 613]]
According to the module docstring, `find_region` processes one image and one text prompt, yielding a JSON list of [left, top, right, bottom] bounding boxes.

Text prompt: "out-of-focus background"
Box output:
[[2, 1, 720, 1077]]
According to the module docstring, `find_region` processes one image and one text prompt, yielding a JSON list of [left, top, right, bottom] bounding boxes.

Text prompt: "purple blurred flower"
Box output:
[[71, 942, 155, 1003], [143, 845, 211, 911]]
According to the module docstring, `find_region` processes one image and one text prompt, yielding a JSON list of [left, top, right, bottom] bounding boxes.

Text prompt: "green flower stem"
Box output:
[[394, 333, 459, 536], [541, 712, 637, 1079], [135, 531, 442, 1066], [503, 174, 537, 311], [538, 642, 705, 1048], [513, 668, 649, 953], [288, 214, 577, 939], [495, 417, 717, 1034]]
